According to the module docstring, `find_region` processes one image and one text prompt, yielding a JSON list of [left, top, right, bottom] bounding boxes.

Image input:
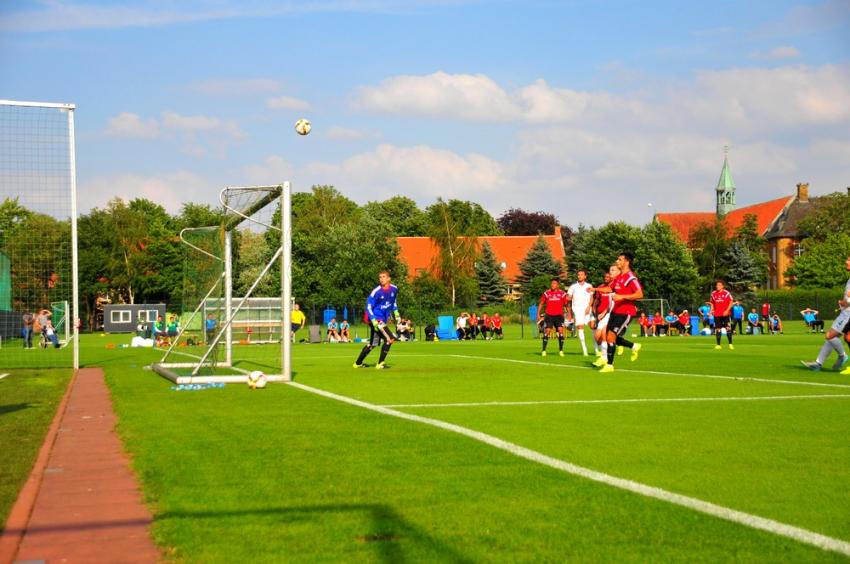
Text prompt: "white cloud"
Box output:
[[749, 46, 801, 61], [81, 171, 210, 213], [106, 112, 160, 139], [353, 71, 521, 121], [265, 96, 311, 111], [190, 78, 282, 96], [242, 156, 295, 185]]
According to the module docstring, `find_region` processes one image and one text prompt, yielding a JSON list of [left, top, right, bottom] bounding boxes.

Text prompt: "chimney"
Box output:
[[796, 182, 809, 202]]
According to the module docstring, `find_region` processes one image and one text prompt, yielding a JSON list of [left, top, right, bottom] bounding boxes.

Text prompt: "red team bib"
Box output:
[[541, 289, 569, 316]]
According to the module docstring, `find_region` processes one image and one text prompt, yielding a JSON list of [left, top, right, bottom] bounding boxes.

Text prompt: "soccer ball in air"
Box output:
[[247, 370, 267, 389], [294, 118, 311, 136]]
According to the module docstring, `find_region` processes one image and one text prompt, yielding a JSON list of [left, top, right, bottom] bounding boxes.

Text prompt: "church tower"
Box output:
[[716, 146, 736, 217]]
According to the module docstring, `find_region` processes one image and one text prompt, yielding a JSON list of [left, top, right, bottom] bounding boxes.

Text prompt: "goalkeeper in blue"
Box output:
[[354, 270, 401, 370]]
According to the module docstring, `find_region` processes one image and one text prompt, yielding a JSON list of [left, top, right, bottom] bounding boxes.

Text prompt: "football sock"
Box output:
[[829, 337, 845, 356], [594, 339, 600, 353], [542, 334, 548, 352], [600, 341, 608, 355], [816, 340, 836, 365], [558, 334, 564, 351], [355, 345, 372, 365], [577, 330, 587, 354], [727, 330, 733, 344], [716, 331, 722, 345], [616, 336, 635, 349], [378, 343, 391, 364], [606, 342, 616, 365]]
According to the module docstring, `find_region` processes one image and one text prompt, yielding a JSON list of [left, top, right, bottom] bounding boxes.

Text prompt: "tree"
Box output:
[[797, 192, 850, 242], [475, 241, 508, 306], [409, 272, 451, 318], [731, 213, 769, 285], [722, 241, 763, 303], [785, 233, 850, 288], [362, 196, 428, 236], [425, 199, 500, 237], [517, 236, 563, 295], [635, 221, 699, 308], [497, 208, 557, 236], [689, 218, 730, 294], [293, 185, 360, 238], [568, 222, 641, 280], [426, 199, 481, 307]]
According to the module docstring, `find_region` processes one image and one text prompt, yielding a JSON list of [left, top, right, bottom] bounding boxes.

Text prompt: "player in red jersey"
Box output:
[[592, 252, 644, 372], [591, 265, 618, 365], [710, 280, 735, 350], [538, 277, 569, 357], [490, 312, 503, 339]]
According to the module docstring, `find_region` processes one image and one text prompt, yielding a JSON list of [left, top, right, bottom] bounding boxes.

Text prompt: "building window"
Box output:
[[794, 242, 805, 257], [137, 309, 158, 322], [110, 310, 131, 323]]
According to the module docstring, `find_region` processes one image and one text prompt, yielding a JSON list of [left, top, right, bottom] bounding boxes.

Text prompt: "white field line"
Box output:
[[444, 354, 850, 390], [0, 373, 8, 380], [287, 381, 850, 557], [381, 393, 850, 409]]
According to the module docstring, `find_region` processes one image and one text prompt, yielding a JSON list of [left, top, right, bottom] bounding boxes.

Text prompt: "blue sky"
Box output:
[[1, 0, 848, 225]]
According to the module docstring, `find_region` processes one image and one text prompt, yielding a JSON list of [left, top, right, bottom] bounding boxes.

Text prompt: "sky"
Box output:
[[1, 0, 849, 227]]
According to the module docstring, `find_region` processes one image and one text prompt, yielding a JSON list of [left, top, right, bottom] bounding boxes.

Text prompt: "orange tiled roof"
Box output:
[[398, 228, 565, 283], [656, 196, 793, 242]]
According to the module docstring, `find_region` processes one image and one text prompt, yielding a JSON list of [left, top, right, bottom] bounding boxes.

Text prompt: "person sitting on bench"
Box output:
[[800, 307, 824, 333]]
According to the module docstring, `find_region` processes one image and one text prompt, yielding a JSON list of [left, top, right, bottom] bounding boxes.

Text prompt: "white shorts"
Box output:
[[595, 313, 609, 331], [573, 310, 592, 327], [831, 308, 850, 333]]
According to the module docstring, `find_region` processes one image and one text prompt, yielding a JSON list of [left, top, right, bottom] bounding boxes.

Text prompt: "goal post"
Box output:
[[0, 100, 79, 369], [637, 298, 671, 319], [151, 182, 292, 384]]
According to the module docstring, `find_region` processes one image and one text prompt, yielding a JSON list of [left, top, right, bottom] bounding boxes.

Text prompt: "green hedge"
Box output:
[[755, 287, 843, 321]]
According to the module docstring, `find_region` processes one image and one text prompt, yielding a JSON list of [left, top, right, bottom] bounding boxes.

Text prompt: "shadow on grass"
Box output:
[[0, 402, 35, 416], [155, 503, 473, 563]]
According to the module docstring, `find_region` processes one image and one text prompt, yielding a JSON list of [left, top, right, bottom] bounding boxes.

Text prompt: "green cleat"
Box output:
[[541, 351, 547, 357], [728, 344, 735, 350], [376, 362, 388, 370], [559, 351, 565, 357], [599, 364, 615, 373], [592, 356, 607, 367], [353, 363, 365, 368], [616, 346, 624, 356], [714, 345, 722, 350], [630, 343, 642, 362]]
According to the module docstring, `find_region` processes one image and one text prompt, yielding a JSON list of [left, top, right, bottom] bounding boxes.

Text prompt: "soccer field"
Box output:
[[97, 327, 850, 562]]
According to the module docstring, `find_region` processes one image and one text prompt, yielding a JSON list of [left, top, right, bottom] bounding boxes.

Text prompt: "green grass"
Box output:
[[0, 368, 72, 526], [86, 324, 850, 562]]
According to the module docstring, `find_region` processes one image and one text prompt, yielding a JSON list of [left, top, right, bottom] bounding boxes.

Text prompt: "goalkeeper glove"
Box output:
[[393, 311, 401, 323], [371, 318, 384, 329]]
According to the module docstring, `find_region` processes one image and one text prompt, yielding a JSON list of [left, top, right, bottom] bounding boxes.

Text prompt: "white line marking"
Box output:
[[444, 354, 850, 390], [0, 373, 9, 380], [287, 380, 850, 557], [382, 393, 850, 408]]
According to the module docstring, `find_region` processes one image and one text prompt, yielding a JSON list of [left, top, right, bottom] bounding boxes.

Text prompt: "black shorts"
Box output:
[[543, 314, 565, 329], [369, 323, 397, 347], [714, 316, 730, 330], [607, 313, 632, 337]]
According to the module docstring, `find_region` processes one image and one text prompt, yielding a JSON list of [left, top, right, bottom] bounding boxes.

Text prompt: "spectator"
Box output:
[[677, 309, 691, 336], [424, 323, 437, 341], [22, 311, 34, 349], [44, 319, 60, 348], [327, 317, 340, 342], [747, 308, 763, 335], [731, 301, 745, 335], [770, 313, 784, 335], [761, 300, 771, 323], [638, 312, 651, 337], [490, 312, 503, 339], [664, 311, 679, 335], [153, 315, 168, 345], [698, 302, 712, 328], [166, 315, 180, 339], [478, 313, 488, 340], [469, 312, 479, 339], [457, 312, 469, 340], [291, 303, 306, 342], [397, 318, 412, 341], [800, 307, 825, 333], [652, 311, 666, 336], [205, 313, 217, 344], [339, 318, 351, 342]]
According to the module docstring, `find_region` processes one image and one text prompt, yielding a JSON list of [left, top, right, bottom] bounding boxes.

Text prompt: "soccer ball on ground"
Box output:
[[247, 370, 267, 389], [294, 118, 311, 136]]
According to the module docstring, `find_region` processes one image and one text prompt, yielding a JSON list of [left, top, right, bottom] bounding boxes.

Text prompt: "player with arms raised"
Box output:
[[354, 270, 401, 370], [710, 280, 734, 350], [593, 253, 643, 373], [568, 270, 594, 356], [538, 278, 569, 357]]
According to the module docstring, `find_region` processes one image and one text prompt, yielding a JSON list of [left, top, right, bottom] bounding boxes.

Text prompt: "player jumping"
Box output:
[[593, 253, 643, 373], [538, 277, 569, 357], [354, 270, 401, 370], [568, 270, 594, 356], [710, 280, 734, 350]]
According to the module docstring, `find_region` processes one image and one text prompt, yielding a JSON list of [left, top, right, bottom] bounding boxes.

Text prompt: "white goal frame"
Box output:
[[150, 182, 292, 384], [637, 298, 671, 319]]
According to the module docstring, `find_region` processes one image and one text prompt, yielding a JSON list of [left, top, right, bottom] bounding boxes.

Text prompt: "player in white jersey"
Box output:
[[568, 270, 594, 356], [802, 255, 850, 372]]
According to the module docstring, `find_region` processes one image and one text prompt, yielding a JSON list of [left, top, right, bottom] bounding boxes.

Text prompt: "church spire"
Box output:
[[716, 145, 736, 217]]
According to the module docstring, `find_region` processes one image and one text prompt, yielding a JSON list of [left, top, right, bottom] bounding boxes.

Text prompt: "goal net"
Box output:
[[0, 100, 78, 368], [151, 184, 292, 384], [637, 298, 671, 318]]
